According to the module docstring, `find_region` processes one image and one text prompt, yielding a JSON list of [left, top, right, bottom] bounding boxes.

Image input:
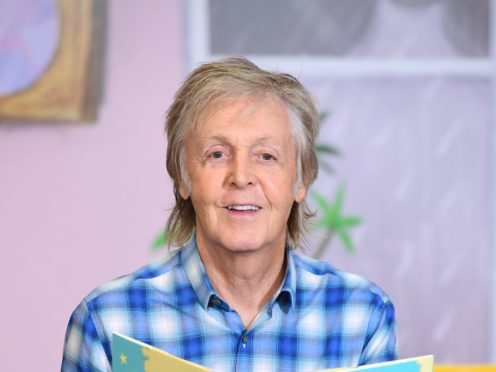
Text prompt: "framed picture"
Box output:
[[0, 0, 106, 122]]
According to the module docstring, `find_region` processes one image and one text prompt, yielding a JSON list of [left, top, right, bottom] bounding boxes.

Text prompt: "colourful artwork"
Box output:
[[0, 0, 59, 95], [0, 0, 105, 122]]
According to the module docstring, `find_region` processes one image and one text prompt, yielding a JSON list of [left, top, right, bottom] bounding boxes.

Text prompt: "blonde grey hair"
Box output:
[[165, 57, 319, 248]]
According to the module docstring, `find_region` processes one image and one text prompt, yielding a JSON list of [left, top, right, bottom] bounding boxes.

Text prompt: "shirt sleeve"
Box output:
[[61, 300, 111, 372], [358, 297, 398, 365]]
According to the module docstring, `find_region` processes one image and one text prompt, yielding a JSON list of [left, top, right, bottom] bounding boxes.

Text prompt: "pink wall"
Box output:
[[0, 0, 182, 369]]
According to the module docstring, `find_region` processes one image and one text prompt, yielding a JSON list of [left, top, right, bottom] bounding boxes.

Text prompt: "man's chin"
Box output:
[[217, 237, 279, 255]]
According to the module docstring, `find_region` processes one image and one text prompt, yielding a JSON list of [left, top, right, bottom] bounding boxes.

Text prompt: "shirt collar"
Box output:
[[181, 236, 217, 310], [181, 236, 297, 311], [275, 246, 296, 311]]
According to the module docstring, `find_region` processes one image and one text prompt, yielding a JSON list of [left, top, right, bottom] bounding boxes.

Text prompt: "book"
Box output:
[[112, 332, 433, 372], [320, 355, 433, 372], [112, 333, 210, 372]]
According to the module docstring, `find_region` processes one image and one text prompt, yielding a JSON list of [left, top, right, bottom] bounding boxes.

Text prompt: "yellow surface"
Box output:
[[435, 366, 496, 372]]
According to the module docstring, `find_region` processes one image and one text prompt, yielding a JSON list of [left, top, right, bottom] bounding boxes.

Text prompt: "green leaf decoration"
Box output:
[[151, 230, 168, 252], [338, 230, 355, 253], [318, 159, 336, 175], [333, 185, 345, 218], [339, 216, 362, 228], [311, 185, 362, 255], [315, 143, 340, 176], [310, 190, 334, 225], [319, 111, 330, 123], [315, 144, 341, 157]]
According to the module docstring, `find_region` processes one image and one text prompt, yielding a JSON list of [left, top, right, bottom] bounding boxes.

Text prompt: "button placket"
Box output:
[[234, 331, 252, 371]]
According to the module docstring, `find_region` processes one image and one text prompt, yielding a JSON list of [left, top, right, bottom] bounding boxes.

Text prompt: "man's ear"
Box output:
[[178, 182, 190, 200], [293, 184, 307, 203]]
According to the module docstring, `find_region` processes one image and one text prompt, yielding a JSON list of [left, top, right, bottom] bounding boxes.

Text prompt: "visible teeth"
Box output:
[[227, 205, 260, 211]]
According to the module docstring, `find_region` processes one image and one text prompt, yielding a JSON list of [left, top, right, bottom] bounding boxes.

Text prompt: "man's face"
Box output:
[[180, 97, 306, 255]]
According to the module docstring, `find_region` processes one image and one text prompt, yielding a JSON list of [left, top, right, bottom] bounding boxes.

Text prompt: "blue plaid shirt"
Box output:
[[62, 237, 397, 371]]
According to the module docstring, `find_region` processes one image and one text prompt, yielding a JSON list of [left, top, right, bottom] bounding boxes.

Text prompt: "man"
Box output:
[[62, 57, 396, 371]]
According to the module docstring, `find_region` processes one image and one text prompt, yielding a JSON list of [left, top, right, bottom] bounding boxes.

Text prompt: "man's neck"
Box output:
[[196, 237, 287, 329]]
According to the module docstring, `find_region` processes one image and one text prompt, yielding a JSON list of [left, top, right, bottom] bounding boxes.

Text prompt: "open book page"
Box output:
[[320, 356, 434, 372], [112, 332, 432, 372]]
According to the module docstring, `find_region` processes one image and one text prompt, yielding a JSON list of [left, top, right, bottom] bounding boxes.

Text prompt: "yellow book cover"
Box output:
[[112, 332, 433, 372]]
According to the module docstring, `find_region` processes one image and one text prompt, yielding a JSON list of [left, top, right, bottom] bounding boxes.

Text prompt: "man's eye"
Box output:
[[261, 153, 274, 161], [211, 151, 224, 159]]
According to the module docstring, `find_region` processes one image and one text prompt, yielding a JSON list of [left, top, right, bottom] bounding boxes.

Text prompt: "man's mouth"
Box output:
[[225, 204, 261, 211]]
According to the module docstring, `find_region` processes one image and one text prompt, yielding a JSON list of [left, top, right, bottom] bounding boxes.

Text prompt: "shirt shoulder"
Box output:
[[291, 249, 393, 305], [62, 250, 185, 369], [84, 248, 184, 307]]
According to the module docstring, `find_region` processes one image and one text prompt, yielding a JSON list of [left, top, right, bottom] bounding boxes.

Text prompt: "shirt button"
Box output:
[[211, 297, 221, 306], [242, 335, 248, 345]]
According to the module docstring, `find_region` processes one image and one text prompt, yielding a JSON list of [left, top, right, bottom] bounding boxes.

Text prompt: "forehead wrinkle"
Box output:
[[201, 134, 289, 150], [255, 135, 288, 146]]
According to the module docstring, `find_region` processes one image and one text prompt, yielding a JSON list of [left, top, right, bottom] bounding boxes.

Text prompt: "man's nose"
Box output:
[[226, 153, 255, 188]]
